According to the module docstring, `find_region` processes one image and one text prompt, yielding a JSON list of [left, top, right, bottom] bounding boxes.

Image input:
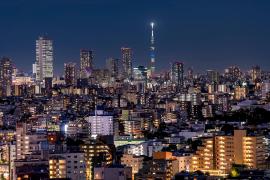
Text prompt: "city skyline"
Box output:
[[2, 2, 270, 179], [1, 0, 270, 74]]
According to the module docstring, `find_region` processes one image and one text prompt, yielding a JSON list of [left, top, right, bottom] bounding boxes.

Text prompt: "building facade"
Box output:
[[171, 62, 184, 92], [190, 130, 266, 176], [64, 62, 77, 86], [0, 57, 13, 97], [35, 36, 53, 82], [106, 58, 119, 81], [121, 48, 132, 80], [85, 110, 114, 137], [80, 49, 94, 79]]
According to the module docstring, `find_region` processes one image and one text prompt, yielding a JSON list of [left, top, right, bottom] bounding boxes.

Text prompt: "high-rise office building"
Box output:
[[80, 49, 93, 79], [106, 58, 119, 80], [0, 57, 13, 96], [251, 65, 261, 83], [64, 62, 77, 86], [35, 36, 53, 82], [207, 70, 219, 83], [171, 61, 184, 92], [187, 67, 193, 80], [121, 47, 132, 80]]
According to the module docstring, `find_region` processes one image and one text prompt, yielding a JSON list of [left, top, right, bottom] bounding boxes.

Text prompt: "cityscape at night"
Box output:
[[2, 0, 270, 180]]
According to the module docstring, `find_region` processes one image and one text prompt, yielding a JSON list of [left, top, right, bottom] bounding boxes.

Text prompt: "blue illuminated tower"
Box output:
[[150, 22, 155, 76]]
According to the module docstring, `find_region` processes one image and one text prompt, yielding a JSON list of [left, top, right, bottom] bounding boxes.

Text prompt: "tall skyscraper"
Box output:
[[35, 36, 53, 82], [121, 47, 132, 80], [150, 22, 155, 76], [207, 70, 219, 83], [187, 67, 193, 80], [106, 58, 119, 80], [64, 62, 77, 86], [251, 65, 261, 83], [0, 57, 13, 96], [171, 61, 184, 92], [80, 49, 93, 79]]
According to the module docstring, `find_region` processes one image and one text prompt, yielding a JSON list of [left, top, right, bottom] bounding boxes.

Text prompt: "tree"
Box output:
[[187, 139, 202, 151], [221, 124, 234, 134], [228, 164, 248, 178], [0, 174, 6, 180], [162, 144, 177, 152]]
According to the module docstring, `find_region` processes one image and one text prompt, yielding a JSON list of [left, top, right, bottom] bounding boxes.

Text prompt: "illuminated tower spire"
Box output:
[[150, 22, 155, 76]]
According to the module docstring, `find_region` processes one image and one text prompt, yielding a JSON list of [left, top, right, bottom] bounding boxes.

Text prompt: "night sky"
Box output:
[[1, 0, 270, 75]]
